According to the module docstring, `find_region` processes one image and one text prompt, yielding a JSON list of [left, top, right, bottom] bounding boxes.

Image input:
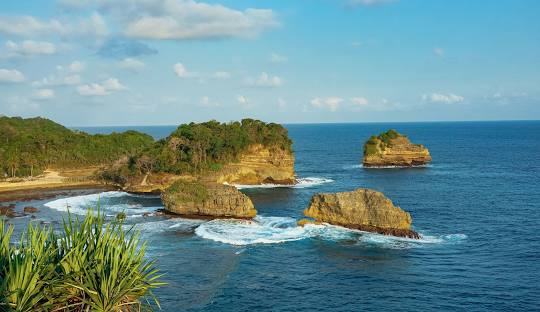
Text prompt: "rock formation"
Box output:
[[302, 188, 420, 238], [212, 144, 295, 185], [363, 129, 431, 167], [161, 179, 256, 219]]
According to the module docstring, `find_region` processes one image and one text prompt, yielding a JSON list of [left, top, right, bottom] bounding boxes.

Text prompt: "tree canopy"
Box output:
[[0, 116, 154, 178]]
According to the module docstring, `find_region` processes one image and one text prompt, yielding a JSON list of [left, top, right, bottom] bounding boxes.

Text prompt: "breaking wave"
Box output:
[[231, 177, 333, 190], [195, 216, 466, 248], [44, 191, 161, 217]]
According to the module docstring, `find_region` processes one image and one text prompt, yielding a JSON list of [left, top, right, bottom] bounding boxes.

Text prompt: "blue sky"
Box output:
[[0, 0, 539, 126]]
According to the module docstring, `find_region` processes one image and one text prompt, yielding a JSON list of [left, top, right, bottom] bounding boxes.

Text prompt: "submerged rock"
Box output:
[[363, 129, 431, 167], [161, 180, 256, 219], [303, 188, 420, 239], [23, 206, 39, 213]]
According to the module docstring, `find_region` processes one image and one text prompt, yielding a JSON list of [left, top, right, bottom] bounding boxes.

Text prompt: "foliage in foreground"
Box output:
[[0, 210, 164, 311]]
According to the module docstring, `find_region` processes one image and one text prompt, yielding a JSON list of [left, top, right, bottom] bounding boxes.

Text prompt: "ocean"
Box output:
[[8, 121, 540, 311]]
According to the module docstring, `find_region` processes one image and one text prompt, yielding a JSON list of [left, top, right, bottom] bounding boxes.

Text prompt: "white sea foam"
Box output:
[[195, 216, 314, 245], [231, 177, 333, 190], [44, 191, 161, 216], [135, 218, 203, 234], [195, 216, 467, 248], [362, 164, 433, 169]]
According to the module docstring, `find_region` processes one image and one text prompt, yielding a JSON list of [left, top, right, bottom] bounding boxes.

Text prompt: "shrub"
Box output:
[[166, 180, 208, 203], [0, 210, 164, 311]]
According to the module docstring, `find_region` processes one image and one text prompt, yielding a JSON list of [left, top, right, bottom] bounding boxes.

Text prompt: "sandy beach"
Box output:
[[0, 168, 111, 202]]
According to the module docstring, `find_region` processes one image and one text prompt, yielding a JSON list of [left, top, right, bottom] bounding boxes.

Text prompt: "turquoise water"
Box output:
[[14, 121, 540, 311]]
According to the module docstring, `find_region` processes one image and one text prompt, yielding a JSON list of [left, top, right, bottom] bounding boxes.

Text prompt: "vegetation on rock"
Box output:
[[0, 209, 164, 311], [165, 180, 209, 203], [0, 116, 153, 178], [363, 129, 400, 156], [100, 119, 293, 186]]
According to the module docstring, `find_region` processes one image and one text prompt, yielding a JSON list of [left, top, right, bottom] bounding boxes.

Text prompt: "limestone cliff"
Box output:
[[363, 129, 431, 167], [212, 144, 295, 185], [302, 188, 420, 238], [161, 180, 256, 219]]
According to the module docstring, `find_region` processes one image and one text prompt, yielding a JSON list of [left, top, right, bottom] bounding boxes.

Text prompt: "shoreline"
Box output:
[[0, 168, 119, 202]]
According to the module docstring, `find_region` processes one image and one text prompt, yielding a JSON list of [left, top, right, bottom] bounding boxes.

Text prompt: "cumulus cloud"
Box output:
[[351, 97, 369, 106], [3, 40, 56, 58], [277, 98, 286, 111], [237, 95, 251, 108], [69, 61, 85, 72], [123, 4, 277, 40], [173, 63, 190, 78], [33, 74, 81, 87], [77, 78, 127, 96], [423, 93, 464, 104], [249, 72, 282, 87], [59, 0, 278, 41], [0, 69, 25, 83], [118, 58, 146, 72], [310, 97, 344, 112], [0, 13, 107, 38], [199, 96, 219, 107], [33, 88, 55, 100], [269, 53, 287, 63]]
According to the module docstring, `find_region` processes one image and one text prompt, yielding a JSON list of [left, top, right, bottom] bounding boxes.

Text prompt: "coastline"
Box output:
[[0, 169, 116, 202]]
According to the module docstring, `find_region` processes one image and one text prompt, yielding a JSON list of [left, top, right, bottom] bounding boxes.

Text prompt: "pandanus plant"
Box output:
[[0, 209, 165, 311]]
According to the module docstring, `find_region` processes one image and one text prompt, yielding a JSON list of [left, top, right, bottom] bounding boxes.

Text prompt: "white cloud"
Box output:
[[0, 69, 25, 83], [211, 71, 231, 79], [433, 47, 444, 57], [237, 95, 251, 108], [422, 93, 464, 104], [33, 88, 55, 100], [103, 78, 127, 91], [77, 78, 126, 96], [269, 53, 287, 63], [63, 74, 82, 85], [118, 58, 146, 72], [0, 13, 107, 38], [122, 2, 277, 40], [251, 72, 282, 87], [277, 98, 286, 111], [32, 74, 81, 87], [69, 61, 85, 72], [77, 83, 108, 96], [351, 97, 369, 106], [199, 96, 219, 107], [3, 40, 56, 58], [310, 97, 344, 112], [174, 63, 190, 78]]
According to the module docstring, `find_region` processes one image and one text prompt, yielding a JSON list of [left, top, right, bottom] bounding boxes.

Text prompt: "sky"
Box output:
[[0, 0, 539, 126]]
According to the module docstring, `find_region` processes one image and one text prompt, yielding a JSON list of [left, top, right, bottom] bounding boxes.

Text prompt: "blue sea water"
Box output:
[[10, 121, 540, 311]]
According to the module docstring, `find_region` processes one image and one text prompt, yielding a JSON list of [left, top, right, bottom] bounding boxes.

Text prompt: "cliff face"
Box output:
[[363, 130, 431, 167], [213, 144, 295, 185], [303, 188, 419, 238], [161, 180, 256, 218]]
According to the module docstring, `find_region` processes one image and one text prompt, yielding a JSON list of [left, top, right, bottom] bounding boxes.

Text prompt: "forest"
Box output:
[[0, 116, 154, 178], [100, 119, 293, 183]]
